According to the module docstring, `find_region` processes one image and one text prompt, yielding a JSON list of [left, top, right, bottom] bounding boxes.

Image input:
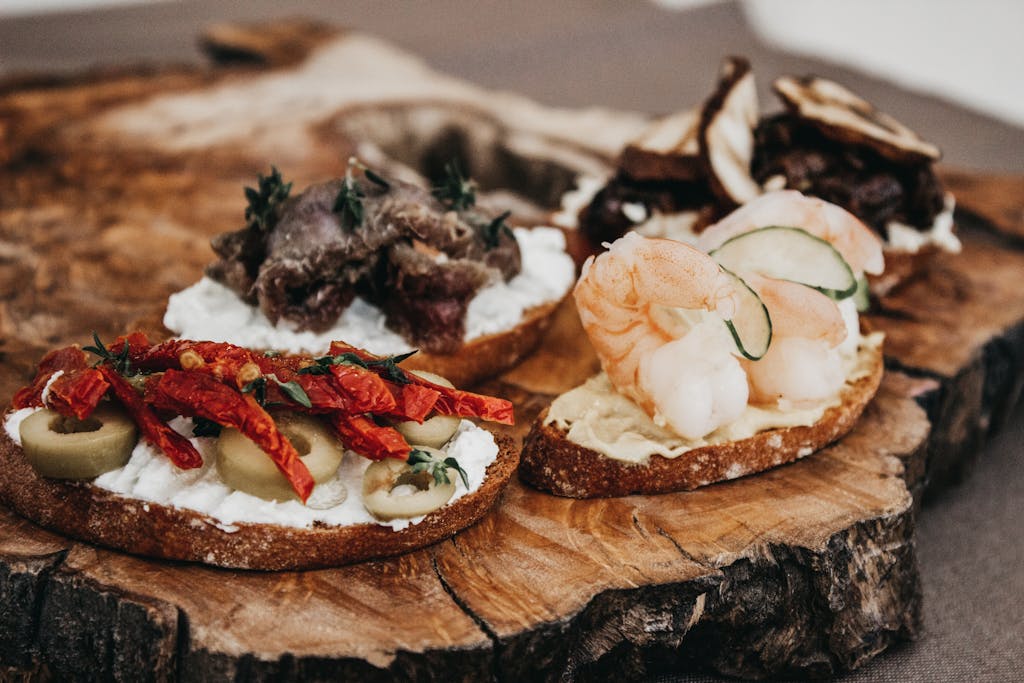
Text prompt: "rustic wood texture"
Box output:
[[0, 22, 1019, 680]]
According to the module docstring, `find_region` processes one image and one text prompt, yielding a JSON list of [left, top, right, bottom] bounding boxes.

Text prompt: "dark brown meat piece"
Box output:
[[752, 113, 945, 233], [206, 172, 522, 353], [578, 171, 718, 245]]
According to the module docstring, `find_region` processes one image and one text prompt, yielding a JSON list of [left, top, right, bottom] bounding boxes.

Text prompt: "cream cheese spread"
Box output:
[[886, 194, 960, 254], [5, 410, 498, 532], [164, 226, 575, 355], [545, 332, 882, 465]]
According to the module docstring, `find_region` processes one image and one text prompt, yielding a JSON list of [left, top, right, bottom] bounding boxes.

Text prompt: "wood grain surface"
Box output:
[[0, 22, 1021, 680]]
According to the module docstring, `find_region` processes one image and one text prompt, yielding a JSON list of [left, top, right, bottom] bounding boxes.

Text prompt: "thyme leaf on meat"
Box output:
[[244, 166, 292, 232], [333, 178, 365, 226], [191, 417, 223, 438], [363, 168, 391, 190], [407, 449, 470, 488], [482, 210, 513, 249], [432, 159, 476, 211], [83, 332, 132, 375]]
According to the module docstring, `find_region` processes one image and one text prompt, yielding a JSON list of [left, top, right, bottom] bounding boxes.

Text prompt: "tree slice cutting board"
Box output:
[[0, 21, 1019, 680]]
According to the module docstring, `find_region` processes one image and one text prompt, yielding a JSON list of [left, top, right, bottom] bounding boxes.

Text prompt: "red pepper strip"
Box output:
[[12, 346, 89, 408], [328, 413, 411, 461], [46, 368, 110, 420], [151, 370, 314, 501], [98, 366, 203, 470], [388, 382, 440, 423], [326, 342, 514, 425]]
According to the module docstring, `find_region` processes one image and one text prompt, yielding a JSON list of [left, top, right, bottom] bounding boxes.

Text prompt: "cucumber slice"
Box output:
[[710, 226, 857, 300], [720, 268, 772, 361], [852, 275, 870, 312]]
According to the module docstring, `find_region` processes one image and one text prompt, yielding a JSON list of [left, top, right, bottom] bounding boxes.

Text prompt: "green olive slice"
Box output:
[[362, 449, 456, 521], [215, 414, 344, 502], [394, 371, 461, 449], [20, 406, 138, 480]]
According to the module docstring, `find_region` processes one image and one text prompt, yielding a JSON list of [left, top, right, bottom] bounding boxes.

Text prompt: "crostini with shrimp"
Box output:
[[520, 191, 885, 498]]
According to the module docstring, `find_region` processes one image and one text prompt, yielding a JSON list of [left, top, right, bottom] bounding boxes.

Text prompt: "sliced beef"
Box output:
[[206, 170, 522, 352], [753, 113, 945, 233]]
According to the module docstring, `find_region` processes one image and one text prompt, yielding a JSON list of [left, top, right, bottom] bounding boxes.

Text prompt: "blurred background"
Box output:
[[1, 0, 1022, 171]]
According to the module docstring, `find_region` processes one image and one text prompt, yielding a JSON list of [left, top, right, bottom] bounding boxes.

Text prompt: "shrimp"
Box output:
[[697, 190, 885, 276], [574, 232, 749, 439], [740, 274, 849, 405]]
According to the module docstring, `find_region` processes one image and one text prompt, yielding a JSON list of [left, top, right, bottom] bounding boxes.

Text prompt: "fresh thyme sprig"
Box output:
[[482, 209, 513, 249], [244, 166, 292, 232], [241, 374, 312, 408], [407, 448, 470, 488], [83, 332, 132, 375], [297, 350, 418, 385], [333, 177, 365, 226], [432, 159, 476, 211], [191, 417, 223, 438]]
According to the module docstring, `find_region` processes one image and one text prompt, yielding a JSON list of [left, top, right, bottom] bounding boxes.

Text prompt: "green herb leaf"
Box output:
[[83, 332, 132, 375], [192, 417, 223, 438], [244, 166, 292, 232], [406, 449, 468, 488], [364, 168, 390, 189], [333, 178, 365, 226], [272, 378, 312, 408], [365, 350, 417, 385], [241, 376, 268, 406], [432, 159, 476, 211], [482, 210, 513, 249], [444, 457, 470, 489]]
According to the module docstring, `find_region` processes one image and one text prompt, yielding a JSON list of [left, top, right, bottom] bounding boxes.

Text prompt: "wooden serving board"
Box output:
[[0, 22, 1020, 680]]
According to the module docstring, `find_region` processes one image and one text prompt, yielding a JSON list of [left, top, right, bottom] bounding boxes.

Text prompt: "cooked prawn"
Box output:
[[574, 232, 749, 439], [697, 190, 884, 275], [741, 274, 848, 404]]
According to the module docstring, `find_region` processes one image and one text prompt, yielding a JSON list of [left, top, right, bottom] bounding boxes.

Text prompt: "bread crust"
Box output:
[[0, 428, 518, 570], [519, 344, 883, 498]]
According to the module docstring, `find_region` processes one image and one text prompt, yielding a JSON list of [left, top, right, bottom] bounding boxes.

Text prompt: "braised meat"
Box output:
[[752, 113, 945, 232], [206, 167, 521, 354]]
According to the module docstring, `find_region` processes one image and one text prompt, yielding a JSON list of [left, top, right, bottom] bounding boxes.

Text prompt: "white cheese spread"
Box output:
[[551, 175, 605, 229], [886, 194, 960, 254], [5, 410, 498, 532], [164, 226, 575, 355]]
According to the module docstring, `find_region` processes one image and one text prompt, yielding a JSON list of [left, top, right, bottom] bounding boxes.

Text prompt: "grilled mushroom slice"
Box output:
[[699, 56, 762, 207], [773, 75, 941, 164], [619, 108, 704, 182]]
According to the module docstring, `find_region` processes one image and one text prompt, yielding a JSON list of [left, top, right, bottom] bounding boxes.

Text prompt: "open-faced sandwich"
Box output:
[[554, 57, 955, 295], [165, 160, 576, 386], [0, 333, 516, 570], [521, 191, 885, 498]]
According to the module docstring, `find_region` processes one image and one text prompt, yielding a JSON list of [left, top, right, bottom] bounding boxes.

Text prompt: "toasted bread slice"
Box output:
[[0, 429, 517, 570], [519, 343, 883, 498]]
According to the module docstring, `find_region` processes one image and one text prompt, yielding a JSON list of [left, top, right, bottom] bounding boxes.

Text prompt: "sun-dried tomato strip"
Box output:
[[46, 369, 110, 420], [328, 365, 397, 414], [327, 342, 514, 425], [389, 383, 440, 423], [328, 413, 411, 461], [151, 370, 314, 501], [12, 346, 89, 408], [415, 380, 515, 425], [99, 366, 203, 470]]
